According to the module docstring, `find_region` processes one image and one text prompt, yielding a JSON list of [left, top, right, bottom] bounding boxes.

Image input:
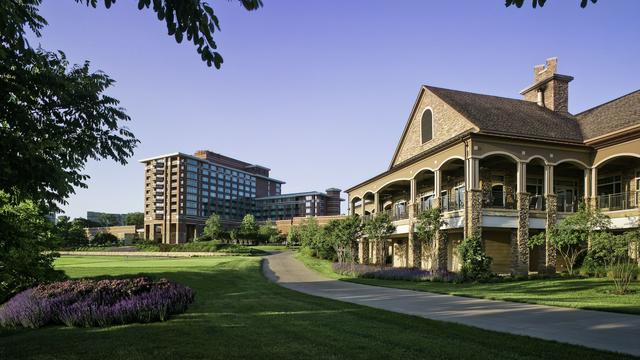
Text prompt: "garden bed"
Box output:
[[0, 277, 194, 328]]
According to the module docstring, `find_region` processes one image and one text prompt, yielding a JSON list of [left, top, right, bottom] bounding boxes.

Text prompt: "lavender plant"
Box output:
[[0, 277, 194, 328]]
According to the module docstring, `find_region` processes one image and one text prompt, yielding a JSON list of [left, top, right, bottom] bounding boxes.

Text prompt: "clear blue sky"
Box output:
[[32, 0, 640, 218]]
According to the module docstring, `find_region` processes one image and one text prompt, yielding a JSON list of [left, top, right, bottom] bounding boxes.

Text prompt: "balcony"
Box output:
[[384, 209, 408, 221], [556, 194, 579, 213], [529, 195, 545, 211], [597, 192, 639, 211], [483, 191, 516, 210]]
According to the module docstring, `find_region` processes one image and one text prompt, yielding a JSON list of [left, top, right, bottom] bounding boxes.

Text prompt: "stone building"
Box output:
[[346, 58, 640, 275]]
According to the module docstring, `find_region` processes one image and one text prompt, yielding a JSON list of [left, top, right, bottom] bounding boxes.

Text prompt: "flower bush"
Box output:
[[0, 277, 195, 328], [332, 263, 458, 282]]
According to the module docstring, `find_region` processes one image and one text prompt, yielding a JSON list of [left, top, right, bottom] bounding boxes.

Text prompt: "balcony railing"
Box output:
[[441, 196, 464, 212], [597, 192, 639, 211], [483, 191, 516, 209], [383, 209, 409, 221], [557, 195, 579, 213], [529, 195, 546, 211]]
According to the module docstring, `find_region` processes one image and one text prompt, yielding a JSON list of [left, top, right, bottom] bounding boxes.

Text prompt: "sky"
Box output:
[[31, 0, 640, 219]]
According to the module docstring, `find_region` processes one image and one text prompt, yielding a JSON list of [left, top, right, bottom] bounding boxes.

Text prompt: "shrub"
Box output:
[[457, 235, 494, 282], [332, 263, 458, 282], [0, 277, 195, 328], [92, 232, 119, 246]]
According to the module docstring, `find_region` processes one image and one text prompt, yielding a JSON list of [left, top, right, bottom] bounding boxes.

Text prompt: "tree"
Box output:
[[258, 220, 280, 243], [506, 0, 597, 8], [92, 232, 119, 246], [457, 235, 493, 282], [590, 231, 639, 295], [325, 216, 362, 265], [0, 191, 64, 303], [125, 212, 144, 228], [286, 226, 301, 246], [238, 214, 258, 239], [203, 213, 222, 240], [53, 216, 89, 248], [415, 208, 444, 268], [363, 213, 396, 267], [530, 204, 611, 275], [97, 213, 120, 227], [71, 217, 101, 229]]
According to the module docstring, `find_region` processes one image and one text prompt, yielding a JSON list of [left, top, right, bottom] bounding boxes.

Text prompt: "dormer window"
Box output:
[[421, 109, 433, 143]]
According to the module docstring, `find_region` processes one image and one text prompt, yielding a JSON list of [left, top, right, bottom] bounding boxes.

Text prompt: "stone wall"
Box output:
[[393, 88, 475, 166]]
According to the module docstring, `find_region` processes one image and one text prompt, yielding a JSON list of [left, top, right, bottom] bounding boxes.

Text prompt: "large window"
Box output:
[[597, 175, 621, 195], [421, 109, 433, 143]]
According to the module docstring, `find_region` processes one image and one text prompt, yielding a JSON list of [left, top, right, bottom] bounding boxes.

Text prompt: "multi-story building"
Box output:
[[141, 150, 342, 243], [346, 58, 640, 275]]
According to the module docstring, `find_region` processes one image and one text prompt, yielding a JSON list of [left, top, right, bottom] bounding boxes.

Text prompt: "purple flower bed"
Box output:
[[0, 277, 195, 328], [332, 263, 459, 282]]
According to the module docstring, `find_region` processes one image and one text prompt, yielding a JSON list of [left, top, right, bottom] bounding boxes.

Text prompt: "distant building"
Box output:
[[140, 150, 343, 243], [86, 211, 127, 226]]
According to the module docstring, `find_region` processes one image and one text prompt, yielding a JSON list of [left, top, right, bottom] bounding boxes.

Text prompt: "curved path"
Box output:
[[263, 251, 640, 356]]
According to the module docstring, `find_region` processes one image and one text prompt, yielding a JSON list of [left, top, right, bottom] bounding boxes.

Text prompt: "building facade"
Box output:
[[87, 211, 127, 226], [141, 150, 342, 243], [346, 58, 640, 275]]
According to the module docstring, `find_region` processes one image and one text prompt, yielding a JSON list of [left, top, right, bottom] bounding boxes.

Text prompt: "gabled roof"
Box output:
[[575, 90, 640, 141], [425, 86, 585, 144]]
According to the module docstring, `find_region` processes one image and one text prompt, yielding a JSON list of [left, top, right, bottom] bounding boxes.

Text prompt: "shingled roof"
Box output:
[[575, 90, 640, 140], [425, 86, 585, 144]]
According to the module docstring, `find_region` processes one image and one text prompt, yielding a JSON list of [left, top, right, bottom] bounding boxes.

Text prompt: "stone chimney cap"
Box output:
[[520, 73, 574, 95]]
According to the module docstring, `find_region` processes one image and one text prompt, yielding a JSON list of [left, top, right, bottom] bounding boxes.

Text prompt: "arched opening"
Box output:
[[554, 161, 587, 213], [439, 158, 465, 212], [414, 169, 435, 214], [421, 109, 433, 143], [596, 156, 640, 211], [377, 180, 411, 221], [362, 192, 375, 219], [479, 154, 518, 209], [527, 158, 546, 211], [350, 196, 362, 216]]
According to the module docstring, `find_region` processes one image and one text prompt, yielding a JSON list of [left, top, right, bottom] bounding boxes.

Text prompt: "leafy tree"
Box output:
[[258, 220, 280, 243], [54, 216, 89, 248], [0, 191, 64, 302], [286, 226, 301, 246], [92, 232, 119, 246], [457, 235, 493, 282], [71, 217, 101, 228], [415, 208, 444, 268], [325, 216, 362, 265], [506, 0, 597, 8], [203, 213, 222, 240], [238, 214, 258, 239], [363, 213, 395, 266], [590, 231, 639, 294], [125, 212, 144, 228], [530, 204, 611, 275], [97, 213, 120, 227]]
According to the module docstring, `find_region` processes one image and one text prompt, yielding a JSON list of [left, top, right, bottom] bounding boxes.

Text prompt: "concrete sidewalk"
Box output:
[[263, 251, 640, 356]]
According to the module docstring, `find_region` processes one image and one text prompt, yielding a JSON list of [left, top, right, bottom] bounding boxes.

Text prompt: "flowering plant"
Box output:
[[0, 277, 195, 328]]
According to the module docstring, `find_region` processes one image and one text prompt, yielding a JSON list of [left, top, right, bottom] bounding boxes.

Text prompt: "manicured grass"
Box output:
[[252, 244, 291, 251], [0, 256, 632, 359], [296, 252, 640, 315]]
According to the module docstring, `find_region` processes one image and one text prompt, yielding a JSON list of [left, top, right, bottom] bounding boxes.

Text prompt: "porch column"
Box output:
[[590, 167, 598, 209], [361, 197, 366, 217], [408, 178, 420, 267], [374, 192, 380, 214], [544, 164, 557, 274], [514, 161, 530, 276], [429, 196, 447, 271], [465, 158, 482, 239], [358, 238, 369, 264]]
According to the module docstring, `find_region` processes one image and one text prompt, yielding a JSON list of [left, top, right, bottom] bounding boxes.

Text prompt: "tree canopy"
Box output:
[[506, 0, 597, 8]]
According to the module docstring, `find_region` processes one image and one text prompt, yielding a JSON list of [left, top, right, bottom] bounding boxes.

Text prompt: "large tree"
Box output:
[[506, 0, 597, 8], [363, 213, 395, 267]]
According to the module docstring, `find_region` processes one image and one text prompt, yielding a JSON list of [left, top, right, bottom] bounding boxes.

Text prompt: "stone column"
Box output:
[[465, 158, 482, 239], [374, 192, 380, 214], [361, 197, 366, 217], [428, 197, 447, 271], [358, 238, 369, 264], [514, 162, 530, 276], [544, 165, 557, 274], [408, 178, 419, 267], [590, 167, 598, 209]]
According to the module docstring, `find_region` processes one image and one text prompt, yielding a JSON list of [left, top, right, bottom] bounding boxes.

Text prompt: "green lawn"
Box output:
[[0, 256, 633, 359], [297, 252, 640, 315]]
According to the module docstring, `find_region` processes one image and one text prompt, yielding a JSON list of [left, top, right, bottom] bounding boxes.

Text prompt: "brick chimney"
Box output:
[[520, 57, 573, 113]]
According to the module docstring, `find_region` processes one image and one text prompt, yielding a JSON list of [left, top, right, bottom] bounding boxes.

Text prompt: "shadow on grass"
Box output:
[[1, 259, 636, 360]]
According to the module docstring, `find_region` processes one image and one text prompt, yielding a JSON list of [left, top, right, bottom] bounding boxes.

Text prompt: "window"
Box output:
[[597, 175, 621, 195], [421, 109, 433, 143], [526, 177, 544, 196], [440, 190, 449, 212], [454, 185, 465, 209]]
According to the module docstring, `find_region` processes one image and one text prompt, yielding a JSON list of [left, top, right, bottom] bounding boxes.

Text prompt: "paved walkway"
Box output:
[[263, 251, 640, 356]]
